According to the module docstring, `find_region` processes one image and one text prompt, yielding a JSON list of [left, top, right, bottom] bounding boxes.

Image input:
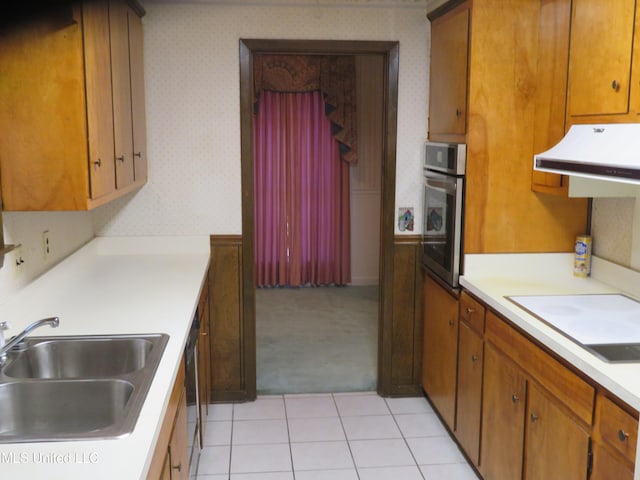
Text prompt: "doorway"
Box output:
[[239, 39, 399, 398]]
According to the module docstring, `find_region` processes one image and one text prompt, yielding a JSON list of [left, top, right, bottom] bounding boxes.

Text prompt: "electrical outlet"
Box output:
[[12, 246, 24, 279], [42, 230, 51, 261]]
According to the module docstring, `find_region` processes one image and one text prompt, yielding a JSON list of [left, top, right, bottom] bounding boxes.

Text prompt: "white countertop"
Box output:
[[460, 252, 640, 479], [0, 236, 210, 479]]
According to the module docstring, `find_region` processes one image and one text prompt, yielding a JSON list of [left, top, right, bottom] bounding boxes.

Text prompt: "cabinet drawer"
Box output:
[[459, 290, 485, 334], [485, 311, 594, 425], [598, 395, 638, 464]]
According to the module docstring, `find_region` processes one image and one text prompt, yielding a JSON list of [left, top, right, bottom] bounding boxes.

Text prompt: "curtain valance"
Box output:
[[254, 54, 357, 163]]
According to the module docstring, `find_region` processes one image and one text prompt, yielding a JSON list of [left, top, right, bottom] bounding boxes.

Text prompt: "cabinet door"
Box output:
[[168, 388, 189, 480], [159, 453, 172, 480], [83, 0, 117, 200], [531, 0, 571, 195], [591, 443, 634, 480], [455, 321, 483, 465], [0, 5, 93, 211], [568, 0, 635, 116], [127, 5, 148, 183], [109, 0, 135, 189], [422, 274, 459, 429], [428, 3, 469, 141], [525, 382, 590, 480], [480, 343, 526, 480]]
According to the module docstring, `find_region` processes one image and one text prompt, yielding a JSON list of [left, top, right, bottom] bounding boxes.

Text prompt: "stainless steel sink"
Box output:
[[4, 335, 157, 379], [0, 333, 169, 443], [0, 380, 134, 441]]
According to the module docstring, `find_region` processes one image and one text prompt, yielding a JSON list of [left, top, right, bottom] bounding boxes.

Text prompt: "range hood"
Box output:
[[534, 123, 640, 185]]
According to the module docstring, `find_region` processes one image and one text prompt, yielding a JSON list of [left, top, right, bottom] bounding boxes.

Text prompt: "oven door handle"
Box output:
[[425, 175, 458, 194]]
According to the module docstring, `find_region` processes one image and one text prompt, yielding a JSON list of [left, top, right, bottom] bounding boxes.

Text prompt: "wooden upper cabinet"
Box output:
[[109, 0, 135, 190], [128, 6, 148, 183], [567, 0, 636, 118], [428, 2, 470, 142], [83, 1, 117, 201], [109, 0, 148, 188], [531, 0, 572, 195], [0, 0, 147, 211]]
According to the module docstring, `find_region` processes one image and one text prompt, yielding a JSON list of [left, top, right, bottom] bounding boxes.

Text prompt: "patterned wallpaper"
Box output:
[[92, 2, 429, 236], [591, 197, 634, 267]]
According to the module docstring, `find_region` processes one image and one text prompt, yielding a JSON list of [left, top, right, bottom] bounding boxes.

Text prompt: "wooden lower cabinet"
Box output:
[[480, 343, 526, 480], [424, 287, 639, 480], [525, 382, 590, 480], [422, 273, 459, 429], [591, 393, 638, 480], [591, 443, 634, 480], [455, 321, 483, 465], [147, 359, 187, 480], [159, 454, 171, 480], [480, 338, 591, 480], [165, 388, 188, 480]]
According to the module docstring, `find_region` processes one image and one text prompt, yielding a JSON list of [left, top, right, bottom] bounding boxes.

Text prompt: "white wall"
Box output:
[[2, 1, 636, 303], [0, 212, 94, 305], [0, 2, 427, 303], [92, 2, 429, 237]]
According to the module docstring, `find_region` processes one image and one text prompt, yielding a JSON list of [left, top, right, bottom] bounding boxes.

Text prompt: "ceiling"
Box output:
[[146, 0, 436, 7]]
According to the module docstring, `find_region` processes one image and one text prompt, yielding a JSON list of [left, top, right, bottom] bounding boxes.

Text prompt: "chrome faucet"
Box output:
[[0, 317, 59, 364]]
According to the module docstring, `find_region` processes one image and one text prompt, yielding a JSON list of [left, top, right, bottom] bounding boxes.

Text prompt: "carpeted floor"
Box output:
[[256, 285, 379, 395]]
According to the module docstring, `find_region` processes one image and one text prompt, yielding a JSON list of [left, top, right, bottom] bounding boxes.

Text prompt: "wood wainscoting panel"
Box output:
[[389, 235, 424, 395], [209, 235, 255, 402]]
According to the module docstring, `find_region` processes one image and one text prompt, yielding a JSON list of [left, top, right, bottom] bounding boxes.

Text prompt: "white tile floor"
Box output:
[[194, 392, 479, 479]]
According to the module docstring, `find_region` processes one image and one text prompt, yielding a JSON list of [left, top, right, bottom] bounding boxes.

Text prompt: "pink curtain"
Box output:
[[254, 90, 351, 287]]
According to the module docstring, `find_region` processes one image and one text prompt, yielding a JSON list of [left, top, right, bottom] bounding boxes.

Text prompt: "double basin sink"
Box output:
[[0, 333, 168, 443]]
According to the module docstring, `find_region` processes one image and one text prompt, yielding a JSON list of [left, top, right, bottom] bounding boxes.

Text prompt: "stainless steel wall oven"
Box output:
[[422, 141, 466, 287]]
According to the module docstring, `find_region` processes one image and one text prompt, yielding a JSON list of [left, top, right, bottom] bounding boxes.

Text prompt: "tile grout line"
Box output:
[[331, 392, 362, 480], [227, 404, 235, 479], [385, 399, 427, 480], [282, 394, 297, 480]]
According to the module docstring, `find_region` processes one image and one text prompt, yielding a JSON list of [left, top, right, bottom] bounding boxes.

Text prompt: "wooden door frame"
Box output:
[[239, 39, 399, 398]]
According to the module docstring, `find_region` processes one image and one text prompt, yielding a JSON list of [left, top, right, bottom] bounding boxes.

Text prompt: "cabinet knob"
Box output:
[[511, 394, 520, 404], [134, 151, 142, 158], [93, 158, 102, 167], [530, 413, 539, 423], [466, 306, 475, 314], [171, 462, 182, 472], [117, 155, 125, 163], [455, 108, 462, 117], [612, 80, 620, 91], [471, 354, 479, 363], [448, 319, 455, 327], [618, 429, 630, 442]]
